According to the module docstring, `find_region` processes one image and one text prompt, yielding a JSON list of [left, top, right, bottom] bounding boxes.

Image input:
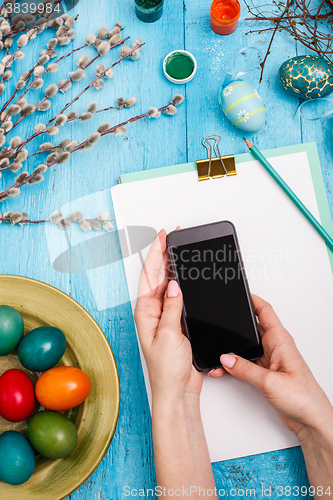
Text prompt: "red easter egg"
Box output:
[[0, 369, 35, 422]]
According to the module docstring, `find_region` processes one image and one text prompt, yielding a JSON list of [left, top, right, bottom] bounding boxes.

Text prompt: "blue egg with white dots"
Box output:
[[0, 431, 36, 485], [219, 80, 266, 133]]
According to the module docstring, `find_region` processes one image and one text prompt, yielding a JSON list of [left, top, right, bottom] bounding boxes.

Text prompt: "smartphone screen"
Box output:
[[168, 222, 262, 370]]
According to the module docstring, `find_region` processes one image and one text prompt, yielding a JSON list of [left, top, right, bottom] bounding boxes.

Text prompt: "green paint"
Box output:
[[165, 52, 195, 80], [135, 0, 164, 23]]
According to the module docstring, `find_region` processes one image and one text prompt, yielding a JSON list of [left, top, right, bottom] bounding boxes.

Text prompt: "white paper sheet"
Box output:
[[111, 150, 333, 463]]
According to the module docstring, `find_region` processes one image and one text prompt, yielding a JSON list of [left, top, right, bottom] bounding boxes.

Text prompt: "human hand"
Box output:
[[134, 229, 203, 404], [209, 294, 333, 438]]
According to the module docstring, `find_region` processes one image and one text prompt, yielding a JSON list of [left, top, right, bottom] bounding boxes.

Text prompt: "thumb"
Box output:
[[158, 280, 183, 332], [220, 354, 270, 392]]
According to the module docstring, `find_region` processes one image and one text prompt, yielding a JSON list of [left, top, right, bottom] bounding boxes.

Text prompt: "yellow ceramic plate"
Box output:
[[0, 275, 120, 500]]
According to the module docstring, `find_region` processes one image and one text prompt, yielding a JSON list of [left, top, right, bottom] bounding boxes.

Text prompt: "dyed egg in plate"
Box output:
[[35, 366, 91, 411], [219, 80, 266, 133], [0, 305, 24, 356], [0, 275, 119, 500], [18, 326, 66, 372], [0, 369, 35, 422], [279, 55, 333, 99], [0, 431, 36, 485], [27, 411, 78, 459]]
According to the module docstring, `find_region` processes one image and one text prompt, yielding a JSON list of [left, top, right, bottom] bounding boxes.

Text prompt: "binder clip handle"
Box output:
[[202, 134, 228, 179], [196, 134, 237, 181]]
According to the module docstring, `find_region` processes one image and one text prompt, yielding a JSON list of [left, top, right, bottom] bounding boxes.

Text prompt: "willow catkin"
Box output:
[[44, 84, 58, 98], [86, 34, 96, 45], [69, 68, 85, 81], [98, 41, 110, 55], [97, 123, 111, 133], [87, 102, 98, 113], [77, 54, 90, 69]]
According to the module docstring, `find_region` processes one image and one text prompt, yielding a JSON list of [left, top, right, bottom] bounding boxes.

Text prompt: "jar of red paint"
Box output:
[[210, 0, 241, 35]]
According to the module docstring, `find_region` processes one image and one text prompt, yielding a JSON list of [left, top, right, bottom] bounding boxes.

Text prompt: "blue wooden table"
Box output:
[[1, 0, 332, 498]]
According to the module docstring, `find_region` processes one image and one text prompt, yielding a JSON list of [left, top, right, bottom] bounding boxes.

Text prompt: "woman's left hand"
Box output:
[[134, 229, 203, 403]]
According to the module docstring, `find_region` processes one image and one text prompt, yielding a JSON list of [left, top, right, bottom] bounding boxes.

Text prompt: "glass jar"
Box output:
[[210, 0, 241, 35], [135, 0, 164, 23]]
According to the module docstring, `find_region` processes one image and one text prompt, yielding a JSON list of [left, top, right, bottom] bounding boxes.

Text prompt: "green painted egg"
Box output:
[[27, 411, 78, 459], [279, 55, 333, 99], [0, 305, 24, 356]]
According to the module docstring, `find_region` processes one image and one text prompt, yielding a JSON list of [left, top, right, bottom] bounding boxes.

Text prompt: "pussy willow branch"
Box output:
[[25, 104, 126, 156], [0, 103, 127, 169], [3, 36, 131, 136], [0, 10, 79, 112], [2, 24, 76, 120], [16, 33, 127, 105], [47, 42, 144, 123], [33, 0, 63, 18], [0, 40, 135, 165], [0, 99, 172, 201], [76, 103, 172, 149], [0, 25, 74, 115], [4, 0, 63, 37], [0, 217, 114, 224], [0, 28, 38, 84]]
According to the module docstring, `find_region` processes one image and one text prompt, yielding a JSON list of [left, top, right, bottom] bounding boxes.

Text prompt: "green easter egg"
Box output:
[[27, 411, 78, 459], [0, 305, 24, 356]]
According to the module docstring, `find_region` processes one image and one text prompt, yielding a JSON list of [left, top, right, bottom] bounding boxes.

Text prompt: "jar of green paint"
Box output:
[[135, 0, 164, 23], [163, 50, 197, 84]]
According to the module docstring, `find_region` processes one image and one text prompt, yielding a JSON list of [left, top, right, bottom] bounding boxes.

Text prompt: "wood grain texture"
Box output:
[[0, 0, 331, 498]]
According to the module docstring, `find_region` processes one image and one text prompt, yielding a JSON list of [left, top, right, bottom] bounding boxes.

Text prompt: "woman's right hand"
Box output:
[[209, 294, 333, 438]]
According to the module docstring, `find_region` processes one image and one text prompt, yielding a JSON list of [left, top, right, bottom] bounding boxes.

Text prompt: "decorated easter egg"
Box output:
[[18, 326, 66, 372], [279, 55, 333, 99], [219, 80, 266, 133], [0, 369, 35, 422], [35, 366, 91, 411], [0, 305, 24, 356], [27, 411, 78, 459], [0, 431, 36, 485]]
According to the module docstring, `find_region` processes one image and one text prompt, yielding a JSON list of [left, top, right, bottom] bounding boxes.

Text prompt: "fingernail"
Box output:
[[167, 280, 179, 298], [220, 354, 236, 369], [208, 370, 214, 377]]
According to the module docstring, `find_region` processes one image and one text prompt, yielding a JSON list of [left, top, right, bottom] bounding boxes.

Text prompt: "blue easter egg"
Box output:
[[0, 305, 24, 356], [0, 431, 36, 485], [279, 55, 333, 99], [18, 326, 66, 372], [219, 81, 266, 133]]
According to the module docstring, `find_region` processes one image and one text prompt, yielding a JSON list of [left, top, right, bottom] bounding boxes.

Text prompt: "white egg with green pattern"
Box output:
[[219, 80, 266, 133]]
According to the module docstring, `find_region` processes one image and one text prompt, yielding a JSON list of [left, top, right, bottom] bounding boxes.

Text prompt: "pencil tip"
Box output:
[[243, 137, 253, 149]]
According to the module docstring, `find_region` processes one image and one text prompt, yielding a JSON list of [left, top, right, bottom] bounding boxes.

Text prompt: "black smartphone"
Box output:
[[167, 221, 263, 371]]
